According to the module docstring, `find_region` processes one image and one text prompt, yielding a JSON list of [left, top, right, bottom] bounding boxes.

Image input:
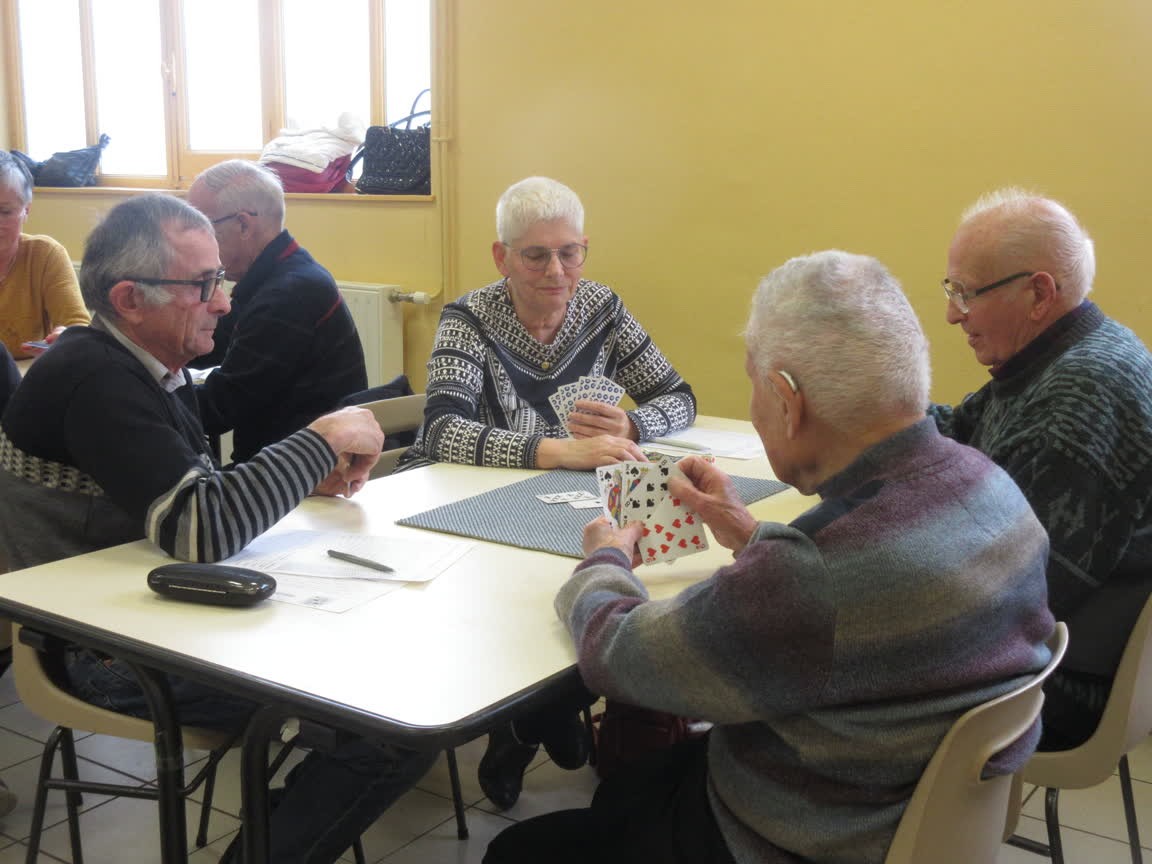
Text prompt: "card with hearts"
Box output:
[[594, 457, 707, 565]]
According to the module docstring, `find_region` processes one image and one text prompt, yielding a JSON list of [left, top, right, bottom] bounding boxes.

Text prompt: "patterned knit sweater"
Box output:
[[556, 420, 1054, 864], [930, 302, 1152, 679], [399, 278, 695, 469], [0, 326, 336, 569]]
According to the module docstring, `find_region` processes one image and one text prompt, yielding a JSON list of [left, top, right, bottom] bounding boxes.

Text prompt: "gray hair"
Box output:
[[191, 159, 285, 228], [745, 250, 930, 431], [960, 187, 1095, 300], [495, 176, 584, 243], [81, 194, 213, 318], [0, 151, 34, 204]]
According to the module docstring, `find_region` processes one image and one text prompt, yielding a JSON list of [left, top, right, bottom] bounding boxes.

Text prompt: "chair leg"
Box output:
[[26, 728, 64, 864], [445, 748, 469, 839], [58, 728, 85, 864], [1044, 787, 1065, 864], [351, 837, 367, 864], [582, 705, 596, 767], [1118, 755, 1144, 864], [195, 759, 218, 848]]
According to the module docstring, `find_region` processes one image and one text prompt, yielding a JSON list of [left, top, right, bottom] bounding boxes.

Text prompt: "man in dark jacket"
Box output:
[[189, 160, 367, 462]]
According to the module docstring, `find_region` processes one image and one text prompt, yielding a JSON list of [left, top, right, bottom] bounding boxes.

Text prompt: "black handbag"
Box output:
[[347, 90, 431, 195], [14, 134, 111, 187]]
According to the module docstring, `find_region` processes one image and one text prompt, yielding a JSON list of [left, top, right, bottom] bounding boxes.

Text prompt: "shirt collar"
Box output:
[[990, 300, 1100, 381], [92, 315, 186, 394]]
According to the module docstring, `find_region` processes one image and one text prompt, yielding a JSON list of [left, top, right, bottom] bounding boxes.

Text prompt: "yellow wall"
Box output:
[[12, 0, 1152, 418], [451, 0, 1152, 416]]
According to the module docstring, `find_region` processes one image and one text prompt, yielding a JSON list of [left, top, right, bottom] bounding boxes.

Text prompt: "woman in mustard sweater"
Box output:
[[0, 151, 89, 359]]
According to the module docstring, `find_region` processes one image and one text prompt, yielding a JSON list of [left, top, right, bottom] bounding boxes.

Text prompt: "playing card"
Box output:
[[562, 375, 626, 435], [548, 381, 584, 434], [618, 460, 665, 525], [536, 491, 598, 504], [640, 478, 709, 565], [595, 465, 624, 523]]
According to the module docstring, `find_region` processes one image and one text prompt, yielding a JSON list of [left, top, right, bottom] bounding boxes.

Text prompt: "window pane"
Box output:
[[90, 0, 167, 175], [385, 0, 431, 123], [283, 0, 370, 131], [17, 0, 86, 159], [184, 0, 263, 150]]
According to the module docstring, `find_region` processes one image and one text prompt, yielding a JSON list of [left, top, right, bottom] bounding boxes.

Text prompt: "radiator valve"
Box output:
[[389, 289, 431, 304]]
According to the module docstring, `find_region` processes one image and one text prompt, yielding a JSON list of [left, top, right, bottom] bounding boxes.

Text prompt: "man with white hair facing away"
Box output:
[[188, 160, 367, 463], [931, 188, 1152, 751], [484, 250, 1054, 864]]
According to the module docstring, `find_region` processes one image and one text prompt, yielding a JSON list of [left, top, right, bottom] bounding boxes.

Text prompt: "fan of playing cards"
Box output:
[[549, 375, 626, 435], [596, 455, 709, 565]]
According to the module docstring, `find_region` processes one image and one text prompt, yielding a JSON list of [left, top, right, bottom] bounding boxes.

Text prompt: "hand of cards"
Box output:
[[548, 375, 626, 436], [596, 455, 709, 565]]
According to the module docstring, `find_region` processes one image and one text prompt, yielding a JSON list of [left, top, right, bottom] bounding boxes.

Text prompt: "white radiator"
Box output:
[[336, 282, 406, 388]]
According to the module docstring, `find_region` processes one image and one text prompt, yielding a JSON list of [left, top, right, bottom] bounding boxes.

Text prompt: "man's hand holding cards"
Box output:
[[594, 455, 709, 565], [548, 375, 629, 438]]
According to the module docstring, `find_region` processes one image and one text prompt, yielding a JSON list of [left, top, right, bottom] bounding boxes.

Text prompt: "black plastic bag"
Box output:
[[14, 134, 111, 187]]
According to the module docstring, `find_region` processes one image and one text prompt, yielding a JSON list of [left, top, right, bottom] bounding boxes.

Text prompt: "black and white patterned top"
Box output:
[[400, 279, 696, 469]]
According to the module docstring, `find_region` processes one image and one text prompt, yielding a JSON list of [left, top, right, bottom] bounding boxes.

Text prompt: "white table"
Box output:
[[0, 416, 815, 860]]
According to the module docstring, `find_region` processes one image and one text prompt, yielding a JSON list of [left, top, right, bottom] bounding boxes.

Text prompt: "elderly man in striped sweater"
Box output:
[[0, 194, 434, 864], [485, 250, 1055, 864]]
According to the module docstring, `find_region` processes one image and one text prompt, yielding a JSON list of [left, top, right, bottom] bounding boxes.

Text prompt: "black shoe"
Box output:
[[537, 710, 589, 770], [478, 724, 538, 810]]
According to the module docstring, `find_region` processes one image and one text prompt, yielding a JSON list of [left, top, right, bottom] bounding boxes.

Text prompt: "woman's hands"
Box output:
[[536, 434, 646, 470], [567, 400, 637, 440]]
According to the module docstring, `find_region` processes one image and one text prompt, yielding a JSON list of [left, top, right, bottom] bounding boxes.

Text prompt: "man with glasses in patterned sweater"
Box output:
[[931, 188, 1152, 751]]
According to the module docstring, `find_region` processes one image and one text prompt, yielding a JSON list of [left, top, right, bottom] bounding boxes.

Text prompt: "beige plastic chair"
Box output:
[[12, 624, 235, 863], [884, 622, 1068, 864], [1006, 594, 1152, 864], [362, 392, 426, 478]]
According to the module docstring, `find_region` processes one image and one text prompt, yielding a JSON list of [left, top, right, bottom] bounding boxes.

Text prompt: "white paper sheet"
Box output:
[[223, 530, 473, 583], [647, 428, 765, 459]]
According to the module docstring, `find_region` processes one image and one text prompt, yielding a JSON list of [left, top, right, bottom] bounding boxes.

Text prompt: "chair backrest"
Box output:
[[361, 393, 426, 478], [884, 622, 1068, 864], [12, 624, 230, 749], [1023, 591, 1152, 790]]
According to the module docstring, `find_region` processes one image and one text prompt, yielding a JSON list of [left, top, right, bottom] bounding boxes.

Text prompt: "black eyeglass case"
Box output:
[[147, 563, 276, 607]]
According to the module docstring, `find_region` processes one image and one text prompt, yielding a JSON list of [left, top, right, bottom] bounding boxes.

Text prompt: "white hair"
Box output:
[[961, 187, 1095, 300], [745, 250, 930, 431], [191, 159, 286, 229], [495, 177, 584, 243]]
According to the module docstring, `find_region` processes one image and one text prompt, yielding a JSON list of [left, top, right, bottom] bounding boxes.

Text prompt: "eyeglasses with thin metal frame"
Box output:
[[124, 268, 228, 303], [941, 271, 1034, 314], [503, 242, 588, 271]]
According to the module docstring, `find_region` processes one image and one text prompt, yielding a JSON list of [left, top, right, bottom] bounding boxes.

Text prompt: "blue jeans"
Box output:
[[66, 648, 437, 863]]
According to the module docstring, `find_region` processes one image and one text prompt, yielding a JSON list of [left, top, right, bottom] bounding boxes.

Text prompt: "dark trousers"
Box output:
[[66, 649, 436, 864], [1038, 668, 1111, 751], [483, 736, 736, 864]]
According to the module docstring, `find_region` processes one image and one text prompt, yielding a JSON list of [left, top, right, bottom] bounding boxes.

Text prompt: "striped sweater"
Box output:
[[931, 301, 1152, 680], [399, 278, 695, 469], [556, 419, 1054, 864], [0, 326, 335, 569]]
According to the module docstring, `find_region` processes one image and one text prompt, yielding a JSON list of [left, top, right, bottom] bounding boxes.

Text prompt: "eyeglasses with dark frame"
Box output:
[[210, 211, 256, 227], [503, 242, 588, 271], [941, 271, 1034, 314], [124, 268, 228, 303]]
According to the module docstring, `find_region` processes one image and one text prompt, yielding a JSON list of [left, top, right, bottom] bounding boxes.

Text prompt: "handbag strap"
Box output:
[[390, 110, 431, 131], [408, 88, 431, 117]]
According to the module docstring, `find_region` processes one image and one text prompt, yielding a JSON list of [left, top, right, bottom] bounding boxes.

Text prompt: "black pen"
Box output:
[[326, 549, 395, 574]]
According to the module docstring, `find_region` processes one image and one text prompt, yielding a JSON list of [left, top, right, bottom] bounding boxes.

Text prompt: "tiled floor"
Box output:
[[0, 665, 1147, 863]]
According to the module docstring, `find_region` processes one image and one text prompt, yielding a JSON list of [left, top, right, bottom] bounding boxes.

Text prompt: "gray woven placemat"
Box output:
[[397, 469, 789, 559]]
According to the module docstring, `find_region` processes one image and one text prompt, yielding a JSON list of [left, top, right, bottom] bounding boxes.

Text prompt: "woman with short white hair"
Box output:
[[399, 175, 696, 471], [0, 151, 90, 359]]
